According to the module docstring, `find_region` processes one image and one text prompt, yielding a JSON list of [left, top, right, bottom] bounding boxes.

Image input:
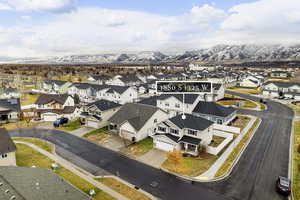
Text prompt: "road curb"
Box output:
[[289, 107, 295, 200]]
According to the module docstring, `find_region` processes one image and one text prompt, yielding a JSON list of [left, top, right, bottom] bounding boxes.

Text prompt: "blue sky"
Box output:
[[0, 0, 299, 58]]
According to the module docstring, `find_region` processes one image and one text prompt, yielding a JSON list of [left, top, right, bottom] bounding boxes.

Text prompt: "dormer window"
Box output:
[[170, 128, 178, 135]]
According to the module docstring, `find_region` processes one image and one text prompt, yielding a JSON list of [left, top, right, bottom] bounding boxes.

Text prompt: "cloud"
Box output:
[[1, 0, 300, 58], [0, 0, 76, 12]]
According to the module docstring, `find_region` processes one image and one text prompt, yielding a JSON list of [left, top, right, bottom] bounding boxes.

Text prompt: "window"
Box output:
[[175, 103, 180, 108], [165, 103, 169, 107], [154, 119, 157, 123], [217, 119, 223, 124], [158, 126, 166, 132], [188, 129, 197, 136], [1, 154, 7, 158], [170, 128, 178, 135]]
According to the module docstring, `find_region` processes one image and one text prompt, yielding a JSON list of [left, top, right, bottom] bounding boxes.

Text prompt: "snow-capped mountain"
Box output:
[[4, 44, 300, 64]]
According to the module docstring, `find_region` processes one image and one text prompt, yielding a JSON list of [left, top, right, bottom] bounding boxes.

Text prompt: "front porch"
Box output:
[[179, 136, 202, 156]]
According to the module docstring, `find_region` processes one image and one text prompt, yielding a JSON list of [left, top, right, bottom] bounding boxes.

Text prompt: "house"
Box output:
[[239, 75, 262, 88], [152, 114, 214, 156], [0, 88, 20, 99], [108, 103, 168, 142], [106, 74, 143, 86], [0, 98, 21, 125], [95, 85, 138, 104], [35, 94, 77, 121], [87, 75, 111, 85], [268, 71, 291, 78], [0, 128, 16, 166], [192, 101, 237, 125], [189, 63, 219, 71], [42, 80, 72, 94], [81, 99, 121, 129], [262, 81, 300, 99], [0, 167, 89, 200], [68, 83, 95, 102]]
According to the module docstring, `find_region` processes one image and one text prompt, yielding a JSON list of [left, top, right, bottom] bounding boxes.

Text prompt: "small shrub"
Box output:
[[298, 144, 300, 154]]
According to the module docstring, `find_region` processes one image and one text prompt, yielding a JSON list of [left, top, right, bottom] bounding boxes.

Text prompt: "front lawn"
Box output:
[[96, 178, 151, 200], [231, 115, 251, 131], [162, 153, 218, 177], [289, 104, 300, 117], [210, 136, 226, 147], [215, 118, 260, 178], [0, 121, 41, 130], [16, 143, 115, 200], [125, 138, 153, 157], [83, 127, 109, 144], [58, 119, 81, 131], [13, 137, 53, 153]]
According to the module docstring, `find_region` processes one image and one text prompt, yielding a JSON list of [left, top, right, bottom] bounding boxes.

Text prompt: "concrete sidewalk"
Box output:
[[15, 141, 130, 200], [70, 127, 95, 137]]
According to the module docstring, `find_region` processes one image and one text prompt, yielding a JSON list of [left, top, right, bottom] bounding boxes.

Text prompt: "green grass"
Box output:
[[96, 178, 151, 200], [125, 138, 153, 156], [289, 104, 300, 117], [16, 143, 115, 200], [215, 119, 260, 177], [58, 119, 81, 131], [13, 137, 53, 153], [162, 153, 218, 177], [83, 127, 109, 144], [259, 103, 266, 111], [293, 121, 300, 200]]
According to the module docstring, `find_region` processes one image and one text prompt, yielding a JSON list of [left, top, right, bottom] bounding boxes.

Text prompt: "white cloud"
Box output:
[[1, 0, 300, 58], [0, 0, 76, 12]]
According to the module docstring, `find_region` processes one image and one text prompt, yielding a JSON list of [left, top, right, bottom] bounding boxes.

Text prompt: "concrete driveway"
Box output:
[[138, 149, 167, 168], [70, 127, 94, 137], [101, 135, 126, 152]]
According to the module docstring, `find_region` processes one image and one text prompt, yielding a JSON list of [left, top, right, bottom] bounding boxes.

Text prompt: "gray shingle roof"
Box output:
[[0, 128, 16, 154], [87, 99, 121, 111], [169, 114, 214, 131], [44, 80, 68, 86], [35, 94, 70, 105], [0, 98, 21, 113], [0, 167, 88, 200], [108, 103, 164, 131], [179, 135, 201, 145], [192, 101, 236, 118], [158, 94, 199, 104], [263, 81, 300, 88]]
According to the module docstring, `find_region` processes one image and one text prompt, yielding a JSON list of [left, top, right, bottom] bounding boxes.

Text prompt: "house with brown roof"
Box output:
[[34, 94, 78, 121], [0, 128, 16, 166]]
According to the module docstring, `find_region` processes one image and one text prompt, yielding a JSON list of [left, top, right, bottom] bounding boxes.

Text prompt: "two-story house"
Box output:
[[106, 74, 143, 87], [108, 103, 168, 142], [81, 99, 121, 128], [43, 80, 72, 94], [0, 128, 16, 166], [87, 75, 112, 85], [152, 114, 214, 156], [0, 98, 21, 125], [35, 94, 77, 121], [95, 85, 138, 104], [268, 71, 291, 79], [0, 88, 20, 99]]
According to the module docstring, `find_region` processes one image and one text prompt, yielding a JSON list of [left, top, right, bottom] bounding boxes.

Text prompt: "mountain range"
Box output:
[[3, 44, 300, 64]]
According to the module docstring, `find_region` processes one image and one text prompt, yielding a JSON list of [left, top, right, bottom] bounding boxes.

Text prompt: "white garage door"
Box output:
[[43, 113, 58, 122], [155, 140, 175, 152], [87, 120, 100, 128]]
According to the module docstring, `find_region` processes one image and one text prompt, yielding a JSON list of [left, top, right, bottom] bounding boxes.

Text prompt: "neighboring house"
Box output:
[[81, 99, 121, 129], [0, 98, 21, 125], [192, 101, 237, 125], [152, 114, 214, 156], [43, 80, 72, 94], [108, 103, 168, 142], [189, 63, 219, 71], [0, 88, 20, 99], [268, 71, 291, 78], [262, 81, 300, 99], [0, 167, 89, 200], [0, 128, 16, 166], [239, 75, 262, 88], [87, 75, 111, 85], [106, 74, 143, 87], [95, 85, 138, 104], [68, 83, 95, 102], [35, 94, 77, 121]]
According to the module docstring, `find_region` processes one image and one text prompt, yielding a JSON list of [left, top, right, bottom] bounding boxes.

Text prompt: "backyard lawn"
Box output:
[[58, 119, 81, 131], [215, 118, 260, 178], [231, 115, 251, 131], [83, 127, 109, 144], [124, 138, 153, 157], [162, 152, 218, 177], [96, 178, 151, 200], [21, 93, 39, 106], [210, 135, 226, 148], [16, 143, 115, 200]]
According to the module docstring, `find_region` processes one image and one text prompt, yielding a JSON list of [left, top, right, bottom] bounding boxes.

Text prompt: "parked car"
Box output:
[[260, 99, 267, 104], [276, 176, 291, 196], [53, 117, 69, 127]]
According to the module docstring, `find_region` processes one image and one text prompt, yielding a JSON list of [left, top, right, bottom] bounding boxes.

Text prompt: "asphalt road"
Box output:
[[9, 92, 293, 200]]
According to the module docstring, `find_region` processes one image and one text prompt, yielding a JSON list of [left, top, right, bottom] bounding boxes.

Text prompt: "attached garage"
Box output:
[[155, 140, 176, 152], [42, 113, 58, 122], [86, 119, 100, 129], [120, 129, 135, 141]]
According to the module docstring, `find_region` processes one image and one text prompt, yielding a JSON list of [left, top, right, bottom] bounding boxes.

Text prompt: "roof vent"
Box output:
[[5, 189, 10, 194], [0, 182, 3, 186], [10, 195, 16, 200]]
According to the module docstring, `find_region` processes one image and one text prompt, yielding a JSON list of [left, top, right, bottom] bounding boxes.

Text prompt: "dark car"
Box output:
[[259, 99, 267, 104], [53, 117, 69, 127], [276, 176, 291, 196]]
